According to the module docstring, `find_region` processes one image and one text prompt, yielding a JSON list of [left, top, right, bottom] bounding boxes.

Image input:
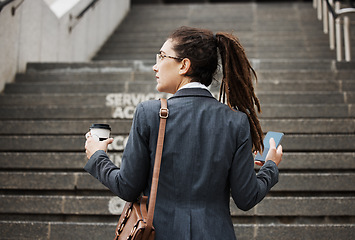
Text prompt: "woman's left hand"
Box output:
[[254, 138, 283, 166], [85, 132, 114, 159]]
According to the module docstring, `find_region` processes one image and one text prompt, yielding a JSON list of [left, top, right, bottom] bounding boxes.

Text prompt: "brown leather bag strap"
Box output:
[[140, 196, 148, 221], [143, 98, 168, 239]]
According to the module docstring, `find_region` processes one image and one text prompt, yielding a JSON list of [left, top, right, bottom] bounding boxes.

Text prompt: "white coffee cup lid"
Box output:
[[90, 123, 111, 131]]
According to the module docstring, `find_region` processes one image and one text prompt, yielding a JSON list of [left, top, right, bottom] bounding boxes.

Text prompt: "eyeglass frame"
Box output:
[[156, 53, 184, 64]]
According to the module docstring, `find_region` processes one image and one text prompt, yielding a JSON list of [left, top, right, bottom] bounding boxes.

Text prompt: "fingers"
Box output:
[[85, 132, 91, 139], [254, 161, 264, 166], [277, 144, 283, 157]]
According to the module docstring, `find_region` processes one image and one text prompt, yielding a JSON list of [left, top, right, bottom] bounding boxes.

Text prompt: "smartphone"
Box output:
[[255, 131, 284, 162]]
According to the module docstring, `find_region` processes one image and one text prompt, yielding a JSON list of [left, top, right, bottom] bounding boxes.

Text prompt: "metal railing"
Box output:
[[0, 0, 23, 15], [314, 0, 355, 61], [0, 0, 15, 12], [69, 0, 100, 32]]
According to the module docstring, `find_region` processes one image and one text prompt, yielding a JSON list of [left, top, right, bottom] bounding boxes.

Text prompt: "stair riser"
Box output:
[[0, 104, 353, 119], [16, 71, 355, 82], [1, 152, 354, 170], [0, 134, 354, 151], [0, 118, 353, 135], [1, 195, 354, 217], [0, 222, 353, 240], [3, 81, 345, 94], [0, 93, 346, 106]]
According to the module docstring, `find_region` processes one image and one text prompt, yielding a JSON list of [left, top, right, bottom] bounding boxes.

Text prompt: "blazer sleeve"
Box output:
[[229, 114, 279, 211], [84, 103, 151, 201]]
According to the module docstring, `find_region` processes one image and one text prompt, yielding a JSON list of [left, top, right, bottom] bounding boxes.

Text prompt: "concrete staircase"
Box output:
[[1, 2, 355, 239]]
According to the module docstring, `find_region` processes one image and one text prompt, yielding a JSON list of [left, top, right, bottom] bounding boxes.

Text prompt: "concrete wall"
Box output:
[[0, 0, 130, 92]]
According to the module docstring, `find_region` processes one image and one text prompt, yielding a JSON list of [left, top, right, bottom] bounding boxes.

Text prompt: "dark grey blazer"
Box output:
[[84, 88, 279, 240]]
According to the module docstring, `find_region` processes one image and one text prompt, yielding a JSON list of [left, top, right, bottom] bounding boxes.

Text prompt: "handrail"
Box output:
[[326, 0, 355, 18], [325, 0, 338, 17], [315, 0, 355, 61], [0, 0, 24, 15], [76, 0, 100, 20], [69, 0, 101, 32], [337, 7, 355, 15], [0, 0, 15, 13]]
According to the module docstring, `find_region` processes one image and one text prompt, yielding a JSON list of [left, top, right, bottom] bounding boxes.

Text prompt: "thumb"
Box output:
[[269, 138, 276, 150], [104, 138, 114, 144]]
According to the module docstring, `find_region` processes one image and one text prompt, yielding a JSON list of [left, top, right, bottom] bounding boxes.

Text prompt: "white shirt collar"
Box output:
[[178, 82, 211, 92]]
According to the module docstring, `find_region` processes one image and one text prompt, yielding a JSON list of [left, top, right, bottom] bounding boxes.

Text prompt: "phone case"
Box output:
[[255, 131, 284, 162]]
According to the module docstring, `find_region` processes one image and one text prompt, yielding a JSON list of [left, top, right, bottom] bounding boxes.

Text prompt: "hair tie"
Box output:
[[213, 33, 217, 41]]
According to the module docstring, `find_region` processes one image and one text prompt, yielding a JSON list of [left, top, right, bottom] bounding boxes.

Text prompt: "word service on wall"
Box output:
[[106, 93, 169, 119]]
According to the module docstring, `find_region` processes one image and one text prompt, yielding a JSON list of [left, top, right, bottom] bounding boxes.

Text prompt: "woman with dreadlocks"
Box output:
[[84, 26, 283, 239]]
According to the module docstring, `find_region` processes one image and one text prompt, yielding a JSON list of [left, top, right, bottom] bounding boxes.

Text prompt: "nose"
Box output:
[[152, 63, 158, 72]]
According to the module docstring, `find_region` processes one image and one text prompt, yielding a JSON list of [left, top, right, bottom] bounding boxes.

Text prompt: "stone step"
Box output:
[[250, 52, 337, 59], [256, 70, 355, 81], [236, 224, 355, 240], [101, 40, 332, 50], [98, 45, 335, 55], [2, 82, 150, 94], [0, 118, 352, 136], [102, 18, 322, 30], [230, 197, 355, 216], [0, 116, 352, 135], [0, 134, 354, 152], [3, 80, 348, 94], [15, 72, 134, 82], [0, 104, 353, 120], [0, 92, 348, 106], [96, 52, 340, 61], [0, 120, 132, 134], [93, 52, 339, 60], [1, 152, 354, 171], [1, 221, 354, 240], [105, 33, 331, 46], [1, 195, 354, 217], [1, 172, 355, 192], [17, 69, 355, 82], [25, 61, 151, 73], [118, 18, 324, 29], [0, 221, 116, 240], [24, 60, 355, 72], [0, 152, 89, 170], [261, 119, 355, 134]]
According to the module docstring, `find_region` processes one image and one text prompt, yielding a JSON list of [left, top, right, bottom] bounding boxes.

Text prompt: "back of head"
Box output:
[[168, 26, 218, 86], [169, 26, 264, 152]]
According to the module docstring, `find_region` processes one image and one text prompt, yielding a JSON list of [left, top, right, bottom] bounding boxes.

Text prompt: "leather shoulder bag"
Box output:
[[114, 98, 168, 240]]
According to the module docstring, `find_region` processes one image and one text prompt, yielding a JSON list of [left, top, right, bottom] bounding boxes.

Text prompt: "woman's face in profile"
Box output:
[[152, 39, 184, 94]]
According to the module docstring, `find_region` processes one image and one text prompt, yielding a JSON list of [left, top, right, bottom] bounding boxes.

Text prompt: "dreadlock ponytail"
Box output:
[[215, 32, 264, 153], [168, 26, 263, 152]]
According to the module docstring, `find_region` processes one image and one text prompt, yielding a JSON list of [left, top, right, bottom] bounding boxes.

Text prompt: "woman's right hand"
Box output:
[[265, 138, 283, 166], [85, 131, 113, 160]]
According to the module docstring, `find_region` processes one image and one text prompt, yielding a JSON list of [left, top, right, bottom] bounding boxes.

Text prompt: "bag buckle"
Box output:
[[159, 108, 169, 119]]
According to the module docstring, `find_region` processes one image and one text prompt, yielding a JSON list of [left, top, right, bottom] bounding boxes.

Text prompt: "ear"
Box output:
[[179, 58, 191, 75]]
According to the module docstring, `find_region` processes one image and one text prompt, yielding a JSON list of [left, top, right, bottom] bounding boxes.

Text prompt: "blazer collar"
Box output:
[[170, 88, 215, 100]]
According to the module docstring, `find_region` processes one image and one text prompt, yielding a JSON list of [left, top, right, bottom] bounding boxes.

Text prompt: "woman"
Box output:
[[85, 26, 282, 239]]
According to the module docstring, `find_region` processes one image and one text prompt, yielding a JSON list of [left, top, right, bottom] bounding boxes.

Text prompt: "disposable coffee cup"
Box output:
[[89, 124, 111, 142]]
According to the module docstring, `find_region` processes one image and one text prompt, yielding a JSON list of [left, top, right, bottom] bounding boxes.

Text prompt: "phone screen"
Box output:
[[255, 131, 284, 162]]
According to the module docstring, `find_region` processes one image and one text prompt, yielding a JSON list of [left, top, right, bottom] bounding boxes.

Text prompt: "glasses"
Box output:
[[156, 53, 183, 64]]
